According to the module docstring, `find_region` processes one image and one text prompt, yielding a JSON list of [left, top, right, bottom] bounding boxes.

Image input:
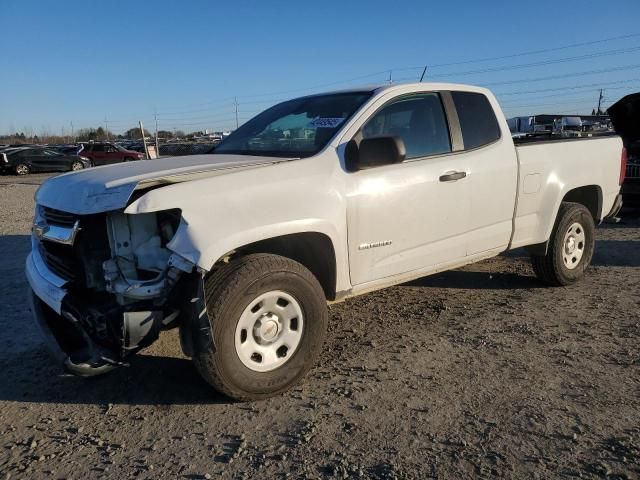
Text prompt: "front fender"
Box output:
[[123, 156, 350, 290], [165, 214, 342, 272]]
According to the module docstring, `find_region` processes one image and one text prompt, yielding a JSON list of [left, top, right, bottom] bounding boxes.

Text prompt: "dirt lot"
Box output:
[[0, 173, 638, 479]]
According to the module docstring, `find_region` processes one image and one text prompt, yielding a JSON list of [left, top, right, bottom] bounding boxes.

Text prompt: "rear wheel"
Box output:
[[531, 202, 595, 286], [186, 253, 328, 401], [70, 161, 84, 171], [15, 163, 29, 176]]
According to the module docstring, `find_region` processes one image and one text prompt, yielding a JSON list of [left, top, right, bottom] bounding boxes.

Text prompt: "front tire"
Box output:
[[15, 163, 29, 175], [531, 202, 595, 286], [187, 253, 328, 401]]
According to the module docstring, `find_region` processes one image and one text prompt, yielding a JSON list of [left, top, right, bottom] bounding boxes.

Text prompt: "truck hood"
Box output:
[[35, 154, 290, 215], [609, 92, 640, 144]]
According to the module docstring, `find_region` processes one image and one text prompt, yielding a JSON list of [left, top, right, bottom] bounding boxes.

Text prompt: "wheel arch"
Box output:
[[221, 232, 338, 301], [561, 184, 603, 222], [526, 185, 602, 256]]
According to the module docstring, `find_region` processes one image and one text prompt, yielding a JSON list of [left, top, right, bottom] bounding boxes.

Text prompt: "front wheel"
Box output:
[[15, 163, 29, 176], [186, 253, 328, 401], [531, 202, 595, 286]]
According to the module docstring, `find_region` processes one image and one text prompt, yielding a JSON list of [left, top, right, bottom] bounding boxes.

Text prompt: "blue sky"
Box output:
[[1, 0, 640, 135]]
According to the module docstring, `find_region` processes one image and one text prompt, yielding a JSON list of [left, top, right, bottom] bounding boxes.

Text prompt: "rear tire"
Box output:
[[15, 163, 29, 175], [187, 253, 328, 401], [531, 202, 595, 286], [70, 161, 84, 171]]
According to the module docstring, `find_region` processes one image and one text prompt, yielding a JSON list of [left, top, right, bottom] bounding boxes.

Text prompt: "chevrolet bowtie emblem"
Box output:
[[33, 222, 50, 240]]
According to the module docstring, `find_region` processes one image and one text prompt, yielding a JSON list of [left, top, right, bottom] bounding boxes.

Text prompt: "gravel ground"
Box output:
[[0, 173, 639, 479]]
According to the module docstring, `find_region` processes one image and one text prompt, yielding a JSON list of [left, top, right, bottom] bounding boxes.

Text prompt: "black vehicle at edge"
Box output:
[[609, 92, 640, 209], [0, 147, 93, 175]]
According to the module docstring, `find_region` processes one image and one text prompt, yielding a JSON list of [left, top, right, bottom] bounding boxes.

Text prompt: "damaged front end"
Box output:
[[27, 203, 197, 376]]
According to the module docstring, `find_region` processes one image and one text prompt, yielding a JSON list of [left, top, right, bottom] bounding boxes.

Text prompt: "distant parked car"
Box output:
[[51, 145, 84, 156], [81, 142, 145, 165], [0, 147, 92, 175], [122, 142, 146, 153], [158, 142, 217, 157]]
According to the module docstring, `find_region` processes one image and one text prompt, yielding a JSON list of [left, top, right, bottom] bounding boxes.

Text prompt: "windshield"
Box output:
[[115, 144, 128, 152], [214, 92, 372, 158]]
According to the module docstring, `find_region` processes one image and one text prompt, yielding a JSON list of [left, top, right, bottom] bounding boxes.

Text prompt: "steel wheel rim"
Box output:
[[16, 164, 28, 175], [562, 222, 586, 270], [235, 290, 304, 372], [72, 162, 83, 171]]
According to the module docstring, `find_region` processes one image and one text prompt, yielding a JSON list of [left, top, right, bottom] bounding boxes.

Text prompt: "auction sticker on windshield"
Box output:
[[308, 117, 345, 128]]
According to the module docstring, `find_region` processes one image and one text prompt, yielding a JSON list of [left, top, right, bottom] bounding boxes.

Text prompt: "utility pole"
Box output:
[[234, 97, 239, 130], [596, 89, 604, 115], [70, 121, 74, 143], [140, 120, 149, 159], [104, 117, 110, 140], [388, 70, 393, 84]]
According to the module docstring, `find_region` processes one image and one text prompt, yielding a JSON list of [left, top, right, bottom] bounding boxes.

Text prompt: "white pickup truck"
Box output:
[[27, 83, 629, 400]]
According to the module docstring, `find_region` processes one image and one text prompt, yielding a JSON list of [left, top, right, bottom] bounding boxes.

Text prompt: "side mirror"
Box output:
[[345, 136, 406, 172]]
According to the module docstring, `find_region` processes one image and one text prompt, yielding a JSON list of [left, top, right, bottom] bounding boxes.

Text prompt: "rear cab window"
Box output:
[[451, 91, 501, 149]]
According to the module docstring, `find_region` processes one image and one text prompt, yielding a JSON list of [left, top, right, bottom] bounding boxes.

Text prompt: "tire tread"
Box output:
[[530, 202, 594, 286], [192, 253, 326, 401]]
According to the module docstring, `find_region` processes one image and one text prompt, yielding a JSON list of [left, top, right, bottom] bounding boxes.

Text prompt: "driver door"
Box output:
[[103, 144, 121, 164], [346, 92, 471, 286], [40, 149, 65, 171]]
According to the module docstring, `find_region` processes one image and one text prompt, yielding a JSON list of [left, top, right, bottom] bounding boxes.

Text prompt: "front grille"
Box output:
[[626, 162, 640, 180], [39, 241, 81, 282], [42, 206, 78, 227]]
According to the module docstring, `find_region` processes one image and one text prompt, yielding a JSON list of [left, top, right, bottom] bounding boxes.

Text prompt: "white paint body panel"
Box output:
[[31, 83, 623, 299], [510, 136, 622, 249]]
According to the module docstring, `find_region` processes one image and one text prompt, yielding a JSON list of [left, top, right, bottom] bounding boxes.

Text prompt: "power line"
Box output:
[[494, 78, 640, 96], [44, 32, 640, 135], [501, 98, 604, 109], [428, 45, 640, 78], [157, 102, 237, 116], [482, 63, 640, 87], [427, 32, 640, 68], [498, 85, 640, 104]]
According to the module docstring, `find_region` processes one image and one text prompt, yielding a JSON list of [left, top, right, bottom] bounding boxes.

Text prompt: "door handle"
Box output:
[[439, 171, 467, 182]]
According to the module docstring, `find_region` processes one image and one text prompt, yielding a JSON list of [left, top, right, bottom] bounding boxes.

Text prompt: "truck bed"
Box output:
[[510, 134, 623, 250]]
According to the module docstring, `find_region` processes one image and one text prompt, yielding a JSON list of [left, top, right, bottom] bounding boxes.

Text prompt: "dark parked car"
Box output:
[[610, 93, 640, 210], [0, 147, 92, 175], [51, 144, 84, 155], [158, 142, 217, 157], [81, 142, 144, 165], [622, 142, 640, 208]]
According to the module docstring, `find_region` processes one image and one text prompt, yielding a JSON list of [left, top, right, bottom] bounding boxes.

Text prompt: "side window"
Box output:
[[92, 144, 105, 152], [451, 91, 501, 150], [361, 93, 451, 159]]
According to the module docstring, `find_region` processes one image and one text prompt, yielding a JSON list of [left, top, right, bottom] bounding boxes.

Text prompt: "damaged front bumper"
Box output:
[[26, 249, 118, 376], [26, 233, 192, 376]]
